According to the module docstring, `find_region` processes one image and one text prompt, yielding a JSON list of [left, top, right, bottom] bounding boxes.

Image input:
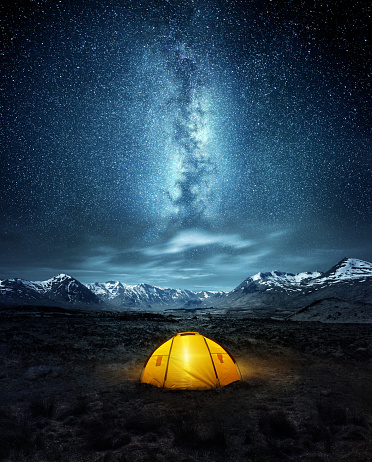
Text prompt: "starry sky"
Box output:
[[1, 0, 371, 291]]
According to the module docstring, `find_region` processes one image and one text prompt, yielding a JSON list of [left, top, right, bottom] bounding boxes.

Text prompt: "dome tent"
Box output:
[[141, 332, 241, 389]]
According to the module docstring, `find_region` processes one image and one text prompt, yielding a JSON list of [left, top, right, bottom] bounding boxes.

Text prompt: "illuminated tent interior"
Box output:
[[141, 332, 241, 389]]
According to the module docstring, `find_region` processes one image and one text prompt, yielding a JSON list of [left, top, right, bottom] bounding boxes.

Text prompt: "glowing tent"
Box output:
[[141, 332, 241, 389]]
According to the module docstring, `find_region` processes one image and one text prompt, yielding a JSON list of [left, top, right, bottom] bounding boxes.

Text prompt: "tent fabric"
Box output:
[[141, 332, 241, 389]]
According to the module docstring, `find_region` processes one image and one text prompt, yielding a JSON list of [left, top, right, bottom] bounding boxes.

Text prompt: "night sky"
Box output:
[[1, 0, 371, 291]]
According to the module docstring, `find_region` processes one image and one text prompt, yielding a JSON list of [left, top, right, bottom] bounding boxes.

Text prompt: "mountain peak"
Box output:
[[57, 273, 74, 279], [316, 258, 372, 282], [244, 269, 321, 288], [31, 273, 72, 284], [252, 270, 293, 281]]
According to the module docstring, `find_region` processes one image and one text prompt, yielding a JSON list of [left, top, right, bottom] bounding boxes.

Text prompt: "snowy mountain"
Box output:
[[86, 281, 225, 310], [0, 274, 101, 308], [230, 269, 323, 294], [0, 274, 224, 311], [217, 258, 372, 320], [0, 258, 371, 321], [308, 258, 372, 285], [286, 258, 372, 322], [215, 269, 322, 311]]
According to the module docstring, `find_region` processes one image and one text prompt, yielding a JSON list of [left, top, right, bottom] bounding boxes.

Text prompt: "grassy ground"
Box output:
[[0, 310, 371, 461]]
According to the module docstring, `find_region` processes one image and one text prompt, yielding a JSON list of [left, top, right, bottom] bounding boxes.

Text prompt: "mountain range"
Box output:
[[0, 273, 224, 311], [0, 257, 371, 322], [86, 281, 225, 310], [215, 257, 372, 322]]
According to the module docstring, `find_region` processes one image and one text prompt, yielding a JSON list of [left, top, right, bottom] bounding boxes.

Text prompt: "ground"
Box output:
[[0, 309, 371, 461]]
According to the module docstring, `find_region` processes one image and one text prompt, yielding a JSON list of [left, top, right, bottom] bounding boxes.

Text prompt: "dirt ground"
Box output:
[[0, 309, 371, 461]]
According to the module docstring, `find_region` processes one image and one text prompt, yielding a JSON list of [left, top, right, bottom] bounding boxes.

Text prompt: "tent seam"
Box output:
[[203, 337, 220, 387]]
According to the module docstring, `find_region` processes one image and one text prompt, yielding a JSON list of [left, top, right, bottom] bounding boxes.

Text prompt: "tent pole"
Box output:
[[162, 336, 174, 388], [203, 337, 220, 387]]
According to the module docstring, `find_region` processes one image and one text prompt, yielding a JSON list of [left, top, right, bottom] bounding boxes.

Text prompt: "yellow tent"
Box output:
[[141, 332, 241, 389]]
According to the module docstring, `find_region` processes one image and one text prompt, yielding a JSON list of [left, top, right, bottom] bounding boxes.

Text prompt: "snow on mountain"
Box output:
[[86, 281, 225, 310], [284, 258, 372, 323], [222, 270, 323, 305], [0, 278, 44, 303], [0, 258, 371, 321], [309, 258, 372, 286], [246, 270, 322, 292], [0, 274, 225, 311], [0, 274, 100, 308], [216, 258, 372, 319]]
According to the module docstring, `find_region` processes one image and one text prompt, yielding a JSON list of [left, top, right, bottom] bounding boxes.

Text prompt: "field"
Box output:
[[1, 308, 371, 461]]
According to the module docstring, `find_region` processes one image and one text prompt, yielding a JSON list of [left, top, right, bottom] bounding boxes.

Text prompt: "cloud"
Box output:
[[267, 230, 289, 239], [4, 224, 350, 292], [142, 229, 254, 256]]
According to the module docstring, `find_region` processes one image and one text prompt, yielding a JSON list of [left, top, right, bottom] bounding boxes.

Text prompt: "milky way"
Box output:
[[1, 0, 371, 290], [131, 6, 234, 232]]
